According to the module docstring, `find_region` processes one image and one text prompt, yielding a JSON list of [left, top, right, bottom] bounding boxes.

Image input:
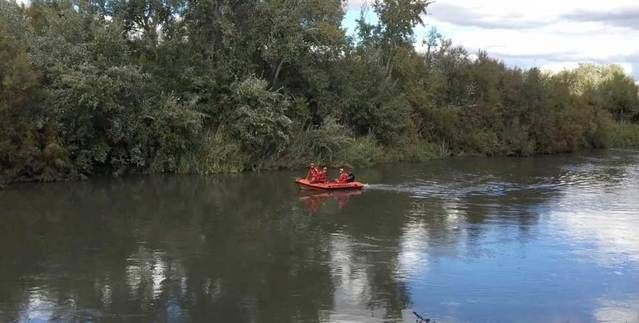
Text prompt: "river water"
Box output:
[[1, 150, 639, 322]]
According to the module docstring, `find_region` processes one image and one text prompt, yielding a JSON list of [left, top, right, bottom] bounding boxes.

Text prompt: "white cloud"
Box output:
[[427, 0, 639, 26], [345, 0, 372, 10], [346, 0, 639, 79], [423, 0, 639, 79]]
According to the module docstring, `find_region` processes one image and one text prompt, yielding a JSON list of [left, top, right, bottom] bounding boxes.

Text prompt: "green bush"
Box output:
[[49, 65, 203, 176], [225, 76, 293, 169], [0, 21, 68, 182], [146, 96, 206, 173], [338, 135, 384, 167], [287, 117, 353, 165], [392, 140, 444, 162], [178, 130, 249, 174], [607, 122, 639, 148]]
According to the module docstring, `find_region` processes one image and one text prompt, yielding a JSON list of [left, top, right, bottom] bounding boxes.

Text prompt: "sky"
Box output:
[[343, 0, 639, 80]]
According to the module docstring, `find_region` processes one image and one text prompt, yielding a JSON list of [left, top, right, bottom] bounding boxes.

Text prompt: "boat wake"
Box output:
[[364, 179, 560, 200]]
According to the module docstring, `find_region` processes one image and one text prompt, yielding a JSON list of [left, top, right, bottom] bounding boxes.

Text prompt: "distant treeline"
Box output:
[[1, 0, 639, 183]]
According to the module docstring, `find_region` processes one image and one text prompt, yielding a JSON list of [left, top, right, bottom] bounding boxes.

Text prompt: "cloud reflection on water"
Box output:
[[594, 296, 639, 322], [553, 162, 639, 267], [2, 151, 639, 322]]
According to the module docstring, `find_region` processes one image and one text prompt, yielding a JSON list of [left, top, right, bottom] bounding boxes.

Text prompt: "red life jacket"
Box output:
[[316, 171, 327, 183], [337, 172, 349, 183], [306, 168, 314, 181], [307, 167, 320, 182]]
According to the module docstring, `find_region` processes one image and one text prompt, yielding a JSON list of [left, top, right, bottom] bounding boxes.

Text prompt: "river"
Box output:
[[1, 150, 638, 322]]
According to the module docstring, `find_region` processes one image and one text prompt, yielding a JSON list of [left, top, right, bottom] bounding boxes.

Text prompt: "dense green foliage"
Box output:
[[1, 0, 638, 183], [608, 122, 639, 149]]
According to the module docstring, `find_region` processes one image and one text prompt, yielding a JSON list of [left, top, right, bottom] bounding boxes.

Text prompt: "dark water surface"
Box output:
[[2, 150, 639, 322]]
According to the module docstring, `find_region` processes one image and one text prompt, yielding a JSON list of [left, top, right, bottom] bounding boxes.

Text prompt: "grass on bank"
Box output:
[[607, 122, 639, 149], [172, 121, 639, 177]]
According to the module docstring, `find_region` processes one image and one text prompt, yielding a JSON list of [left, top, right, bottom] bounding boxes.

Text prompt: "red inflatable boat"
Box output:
[[295, 178, 364, 190]]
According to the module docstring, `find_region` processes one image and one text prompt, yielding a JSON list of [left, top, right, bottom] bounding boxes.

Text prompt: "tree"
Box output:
[[373, 0, 431, 47], [0, 22, 65, 181], [597, 72, 639, 121], [1, 0, 638, 182]]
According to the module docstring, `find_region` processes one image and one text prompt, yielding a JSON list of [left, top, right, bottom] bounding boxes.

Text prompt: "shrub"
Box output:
[[392, 140, 444, 162], [607, 122, 639, 148], [225, 76, 293, 169], [338, 135, 384, 167], [178, 130, 249, 174], [287, 117, 353, 164], [0, 21, 68, 182]]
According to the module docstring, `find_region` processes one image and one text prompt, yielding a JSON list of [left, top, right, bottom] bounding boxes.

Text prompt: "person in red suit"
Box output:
[[335, 168, 349, 183], [315, 167, 328, 183], [306, 163, 319, 182]]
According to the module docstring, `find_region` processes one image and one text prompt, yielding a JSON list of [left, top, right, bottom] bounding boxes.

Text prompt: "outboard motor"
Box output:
[[347, 173, 355, 183]]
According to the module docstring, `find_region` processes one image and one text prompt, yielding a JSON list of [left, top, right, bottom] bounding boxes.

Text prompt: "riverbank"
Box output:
[[5, 125, 637, 188], [176, 121, 639, 176]]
